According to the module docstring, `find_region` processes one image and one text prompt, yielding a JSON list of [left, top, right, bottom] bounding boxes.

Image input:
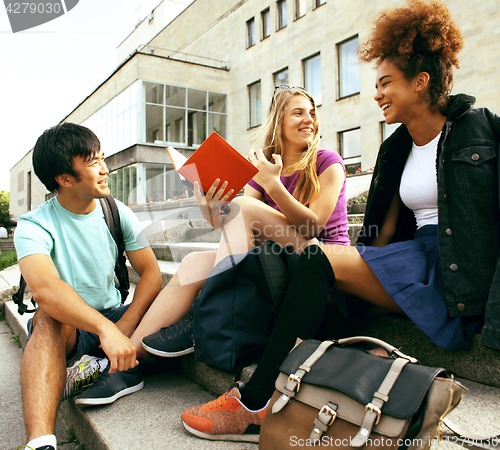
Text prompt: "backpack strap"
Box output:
[[99, 195, 130, 302], [12, 275, 36, 315]]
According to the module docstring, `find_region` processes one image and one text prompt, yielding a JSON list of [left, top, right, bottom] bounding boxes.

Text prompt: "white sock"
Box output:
[[27, 434, 57, 450]]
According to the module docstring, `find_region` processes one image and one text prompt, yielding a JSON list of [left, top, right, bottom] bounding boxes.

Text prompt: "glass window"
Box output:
[[209, 92, 227, 114], [141, 83, 226, 146], [339, 128, 362, 174], [249, 81, 262, 128], [277, 0, 287, 30], [314, 0, 326, 8], [145, 104, 164, 143], [145, 164, 165, 203], [188, 89, 207, 111], [247, 17, 255, 48], [338, 36, 360, 98], [381, 121, 399, 141], [274, 68, 289, 86], [144, 82, 164, 104], [262, 8, 270, 39], [304, 54, 321, 105], [166, 107, 185, 144], [295, 0, 305, 19], [208, 112, 227, 137], [166, 85, 186, 107], [188, 110, 207, 147]]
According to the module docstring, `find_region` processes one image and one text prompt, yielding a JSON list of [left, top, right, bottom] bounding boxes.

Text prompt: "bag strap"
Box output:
[[441, 419, 500, 450], [337, 336, 418, 363], [100, 195, 129, 302], [272, 340, 337, 413], [350, 357, 410, 447], [12, 275, 36, 315]]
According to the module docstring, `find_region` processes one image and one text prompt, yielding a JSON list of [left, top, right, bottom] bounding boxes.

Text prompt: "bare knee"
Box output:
[[29, 309, 76, 351]]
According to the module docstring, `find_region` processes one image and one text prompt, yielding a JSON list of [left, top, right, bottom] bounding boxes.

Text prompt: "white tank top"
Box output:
[[399, 132, 440, 229]]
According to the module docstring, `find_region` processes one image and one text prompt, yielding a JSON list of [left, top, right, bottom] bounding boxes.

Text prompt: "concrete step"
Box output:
[[150, 242, 219, 263], [4, 298, 500, 450]]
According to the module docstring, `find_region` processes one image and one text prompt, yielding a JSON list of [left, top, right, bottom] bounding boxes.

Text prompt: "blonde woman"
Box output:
[[75, 87, 350, 407]]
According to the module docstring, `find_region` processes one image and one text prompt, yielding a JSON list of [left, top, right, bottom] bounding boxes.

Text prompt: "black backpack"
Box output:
[[12, 195, 130, 315]]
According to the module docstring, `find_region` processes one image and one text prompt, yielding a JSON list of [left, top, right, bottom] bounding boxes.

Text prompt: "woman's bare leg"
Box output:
[[130, 250, 217, 351], [319, 244, 402, 313]]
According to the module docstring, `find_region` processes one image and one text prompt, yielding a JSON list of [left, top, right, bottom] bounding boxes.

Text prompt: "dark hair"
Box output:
[[359, 0, 463, 114], [33, 123, 101, 192]]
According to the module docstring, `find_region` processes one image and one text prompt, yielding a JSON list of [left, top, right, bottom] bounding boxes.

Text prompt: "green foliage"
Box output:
[[0, 250, 17, 271], [10, 334, 21, 348], [0, 191, 15, 231]]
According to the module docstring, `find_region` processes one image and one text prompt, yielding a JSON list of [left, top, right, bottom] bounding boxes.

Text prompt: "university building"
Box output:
[[10, 0, 500, 219]]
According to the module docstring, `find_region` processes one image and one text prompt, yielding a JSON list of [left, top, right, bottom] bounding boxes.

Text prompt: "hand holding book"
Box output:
[[193, 179, 234, 228]]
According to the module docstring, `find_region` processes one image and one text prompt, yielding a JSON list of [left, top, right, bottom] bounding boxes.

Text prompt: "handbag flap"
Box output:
[[275, 372, 409, 437], [279, 340, 446, 419]]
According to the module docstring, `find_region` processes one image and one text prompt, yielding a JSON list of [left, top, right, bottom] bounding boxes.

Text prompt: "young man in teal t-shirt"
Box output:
[[14, 123, 162, 450]]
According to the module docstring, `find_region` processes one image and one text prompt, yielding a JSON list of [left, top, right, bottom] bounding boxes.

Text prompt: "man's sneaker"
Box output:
[[62, 354, 108, 401], [142, 310, 194, 357], [74, 363, 143, 406], [181, 384, 267, 442]]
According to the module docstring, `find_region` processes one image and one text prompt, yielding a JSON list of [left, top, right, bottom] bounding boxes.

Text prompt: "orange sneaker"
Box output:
[[181, 384, 267, 442]]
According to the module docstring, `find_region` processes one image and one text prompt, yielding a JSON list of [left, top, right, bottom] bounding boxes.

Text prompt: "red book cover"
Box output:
[[167, 132, 258, 201]]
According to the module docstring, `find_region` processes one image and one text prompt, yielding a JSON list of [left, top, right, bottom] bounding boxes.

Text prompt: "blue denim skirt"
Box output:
[[356, 225, 479, 351]]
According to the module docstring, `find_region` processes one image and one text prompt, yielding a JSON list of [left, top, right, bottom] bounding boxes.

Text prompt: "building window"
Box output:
[[277, 0, 287, 30], [247, 17, 255, 48], [261, 8, 271, 39], [339, 128, 362, 174], [381, 121, 399, 141], [141, 82, 227, 147], [338, 36, 360, 98], [249, 81, 262, 128], [304, 53, 321, 105], [82, 81, 139, 157], [295, 0, 306, 19], [18, 171, 24, 192], [274, 68, 289, 86], [314, 0, 326, 8]]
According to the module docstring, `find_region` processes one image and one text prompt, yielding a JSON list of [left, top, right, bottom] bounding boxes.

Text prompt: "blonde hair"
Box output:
[[261, 87, 321, 206]]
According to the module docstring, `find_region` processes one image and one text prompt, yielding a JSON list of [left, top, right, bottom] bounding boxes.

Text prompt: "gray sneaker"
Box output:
[[62, 354, 108, 401], [74, 363, 143, 406], [142, 310, 194, 357]]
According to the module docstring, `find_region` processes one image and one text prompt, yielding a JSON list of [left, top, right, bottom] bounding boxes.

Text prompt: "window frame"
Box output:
[[247, 17, 256, 48], [294, 0, 306, 20], [261, 7, 271, 40], [338, 127, 362, 174], [277, 0, 287, 31], [337, 35, 360, 100], [303, 52, 322, 106], [248, 80, 262, 129], [313, 0, 326, 9]]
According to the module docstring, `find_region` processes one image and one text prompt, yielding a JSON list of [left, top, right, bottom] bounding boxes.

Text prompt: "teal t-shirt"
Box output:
[[14, 197, 149, 311]]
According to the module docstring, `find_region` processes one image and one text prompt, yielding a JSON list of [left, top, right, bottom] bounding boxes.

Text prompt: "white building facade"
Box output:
[[9, 0, 500, 219]]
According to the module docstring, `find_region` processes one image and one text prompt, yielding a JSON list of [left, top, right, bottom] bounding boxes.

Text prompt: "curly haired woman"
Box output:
[[180, 0, 500, 443]]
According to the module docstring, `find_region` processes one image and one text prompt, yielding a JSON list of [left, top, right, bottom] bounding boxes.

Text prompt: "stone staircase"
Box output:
[[3, 174, 500, 449]]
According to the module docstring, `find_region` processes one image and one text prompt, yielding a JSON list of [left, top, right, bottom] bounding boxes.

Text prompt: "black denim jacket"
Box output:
[[357, 94, 500, 350]]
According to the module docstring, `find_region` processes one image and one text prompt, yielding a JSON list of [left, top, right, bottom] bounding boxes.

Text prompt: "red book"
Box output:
[[167, 132, 258, 202]]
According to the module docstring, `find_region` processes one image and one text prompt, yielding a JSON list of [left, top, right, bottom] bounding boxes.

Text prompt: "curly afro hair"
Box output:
[[359, 0, 464, 113]]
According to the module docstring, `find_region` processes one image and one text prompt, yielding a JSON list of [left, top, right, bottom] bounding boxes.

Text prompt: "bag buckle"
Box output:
[[319, 404, 338, 426], [364, 403, 382, 425], [288, 374, 302, 392]]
